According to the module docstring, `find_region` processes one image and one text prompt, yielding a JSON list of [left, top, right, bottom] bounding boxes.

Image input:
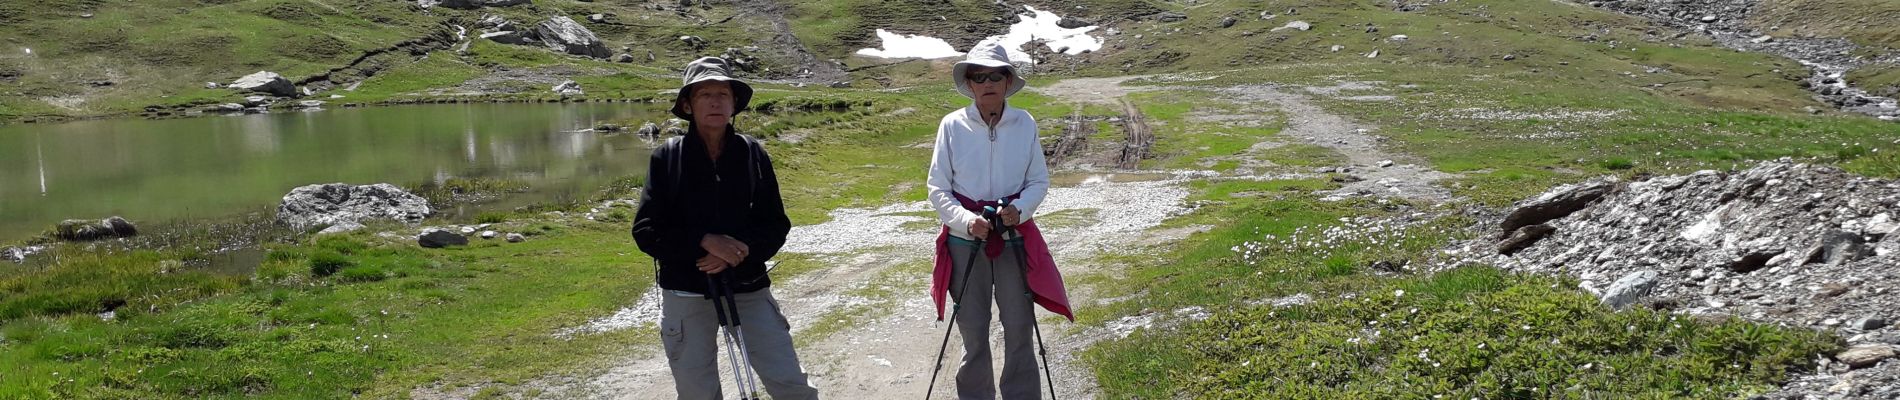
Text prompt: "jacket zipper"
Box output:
[[987, 114, 1004, 239]]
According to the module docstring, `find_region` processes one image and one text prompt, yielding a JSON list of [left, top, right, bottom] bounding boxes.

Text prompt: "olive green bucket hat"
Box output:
[[671, 57, 754, 120]]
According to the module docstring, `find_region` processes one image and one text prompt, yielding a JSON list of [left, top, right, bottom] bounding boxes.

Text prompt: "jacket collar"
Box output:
[[680, 123, 741, 157], [960, 104, 1018, 128]]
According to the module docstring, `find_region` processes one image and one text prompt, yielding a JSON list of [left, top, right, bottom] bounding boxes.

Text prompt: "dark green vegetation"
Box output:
[[1078, 180, 1842, 398]]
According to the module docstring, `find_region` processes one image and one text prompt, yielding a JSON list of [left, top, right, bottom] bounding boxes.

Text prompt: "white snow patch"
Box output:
[[994, 5, 1104, 62], [854, 29, 965, 59], [854, 5, 1105, 64]]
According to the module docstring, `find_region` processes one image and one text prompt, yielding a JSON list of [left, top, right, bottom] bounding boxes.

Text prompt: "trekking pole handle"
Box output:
[[982, 206, 1005, 234]]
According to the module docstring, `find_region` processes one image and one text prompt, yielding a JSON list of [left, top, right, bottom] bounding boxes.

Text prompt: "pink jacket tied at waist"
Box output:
[[931, 192, 1074, 321]]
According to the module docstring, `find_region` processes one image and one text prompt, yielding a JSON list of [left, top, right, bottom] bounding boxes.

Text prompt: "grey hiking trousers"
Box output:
[[660, 287, 819, 400], [948, 240, 1041, 400]]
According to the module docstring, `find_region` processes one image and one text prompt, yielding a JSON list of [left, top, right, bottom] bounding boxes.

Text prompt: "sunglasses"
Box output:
[[965, 71, 1010, 84]]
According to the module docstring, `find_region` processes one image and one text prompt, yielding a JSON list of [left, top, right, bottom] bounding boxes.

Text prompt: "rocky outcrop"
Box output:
[[1444, 159, 1900, 398], [51, 217, 138, 241], [722, 47, 760, 73], [1498, 179, 1618, 234], [677, 35, 708, 50], [533, 16, 610, 58], [1579, 0, 1899, 121], [276, 183, 431, 232], [481, 31, 530, 45], [230, 71, 296, 97], [635, 122, 661, 137], [552, 80, 583, 97]]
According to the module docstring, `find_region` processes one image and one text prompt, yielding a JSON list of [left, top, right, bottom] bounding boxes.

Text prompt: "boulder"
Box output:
[[52, 216, 138, 241], [481, 31, 531, 45], [210, 103, 245, 113], [533, 16, 611, 58], [1853, 316, 1887, 331], [1270, 21, 1312, 32], [552, 80, 584, 96], [318, 221, 366, 235], [480, 230, 499, 239], [1, 246, 24, 263], [635, 122, 661, 137], [614, 53, 636, 63], [1837, 344, 1897, 369], [721, 47, 760, 72], [506, 233, 526, 243], [1599, 270, 1659, 310], [418, 230, 469, 248], [1808, 230, 1869, 267], [1220, 16, 1237, 28], [1722, 248, 1782, 273], [587, 13, 607, 23], [1500, 179, 1617, 234], [678, 35, 708, 50], [477, 14, 512, 29], [242, 95, 273, 107], [1497, 224, 1556, 255], [230, 71, 296, 97], [293, 100, 325, 109], [276, 183, 432, 231]]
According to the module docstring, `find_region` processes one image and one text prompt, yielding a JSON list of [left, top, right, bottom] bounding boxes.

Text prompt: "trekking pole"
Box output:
[[718, 273, 764, 400], [1001, 200, 1058, 400], [706, 274, 761, 400], [924, 221, 988, 400]]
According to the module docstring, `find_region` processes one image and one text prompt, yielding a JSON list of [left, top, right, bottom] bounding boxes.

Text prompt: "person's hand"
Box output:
[[968, 218, 992, 238], [700, 234, 749, 265], [999, 205, 1021, 227], [696, 254, 732, 274]]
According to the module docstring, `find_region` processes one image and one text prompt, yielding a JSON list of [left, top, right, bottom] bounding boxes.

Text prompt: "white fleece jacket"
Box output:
[[927, 105, 1051, 240]]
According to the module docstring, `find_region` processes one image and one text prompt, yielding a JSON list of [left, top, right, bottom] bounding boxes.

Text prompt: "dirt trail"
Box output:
[[1222, 84, 1457, 203], [514, 76, 1453, 399], [733, 0, 846, 83], [1115, 99, 1153, 169]]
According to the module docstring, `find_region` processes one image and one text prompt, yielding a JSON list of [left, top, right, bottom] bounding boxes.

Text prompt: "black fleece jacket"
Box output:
[[631, 127, 790, 294]]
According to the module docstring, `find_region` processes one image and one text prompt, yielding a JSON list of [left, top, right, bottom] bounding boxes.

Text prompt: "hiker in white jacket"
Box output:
[[925, 38, 1059, 400]]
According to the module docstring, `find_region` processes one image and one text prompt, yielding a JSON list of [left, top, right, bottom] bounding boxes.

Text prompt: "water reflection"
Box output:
[[0, 103, 664, 243]]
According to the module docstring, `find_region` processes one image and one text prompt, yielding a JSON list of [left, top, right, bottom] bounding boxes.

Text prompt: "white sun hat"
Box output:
[[951, 38, 1027, 100]]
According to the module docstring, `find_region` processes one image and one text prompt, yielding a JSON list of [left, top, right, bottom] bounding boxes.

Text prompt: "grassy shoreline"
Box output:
[[0, 86, 964, 398]]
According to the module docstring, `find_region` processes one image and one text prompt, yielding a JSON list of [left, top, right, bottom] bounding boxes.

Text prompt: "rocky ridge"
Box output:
[[1441, 160, 1900, 398]]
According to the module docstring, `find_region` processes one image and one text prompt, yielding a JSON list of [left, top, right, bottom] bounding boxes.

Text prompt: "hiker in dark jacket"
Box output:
[[631, 57, 818, 400]]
